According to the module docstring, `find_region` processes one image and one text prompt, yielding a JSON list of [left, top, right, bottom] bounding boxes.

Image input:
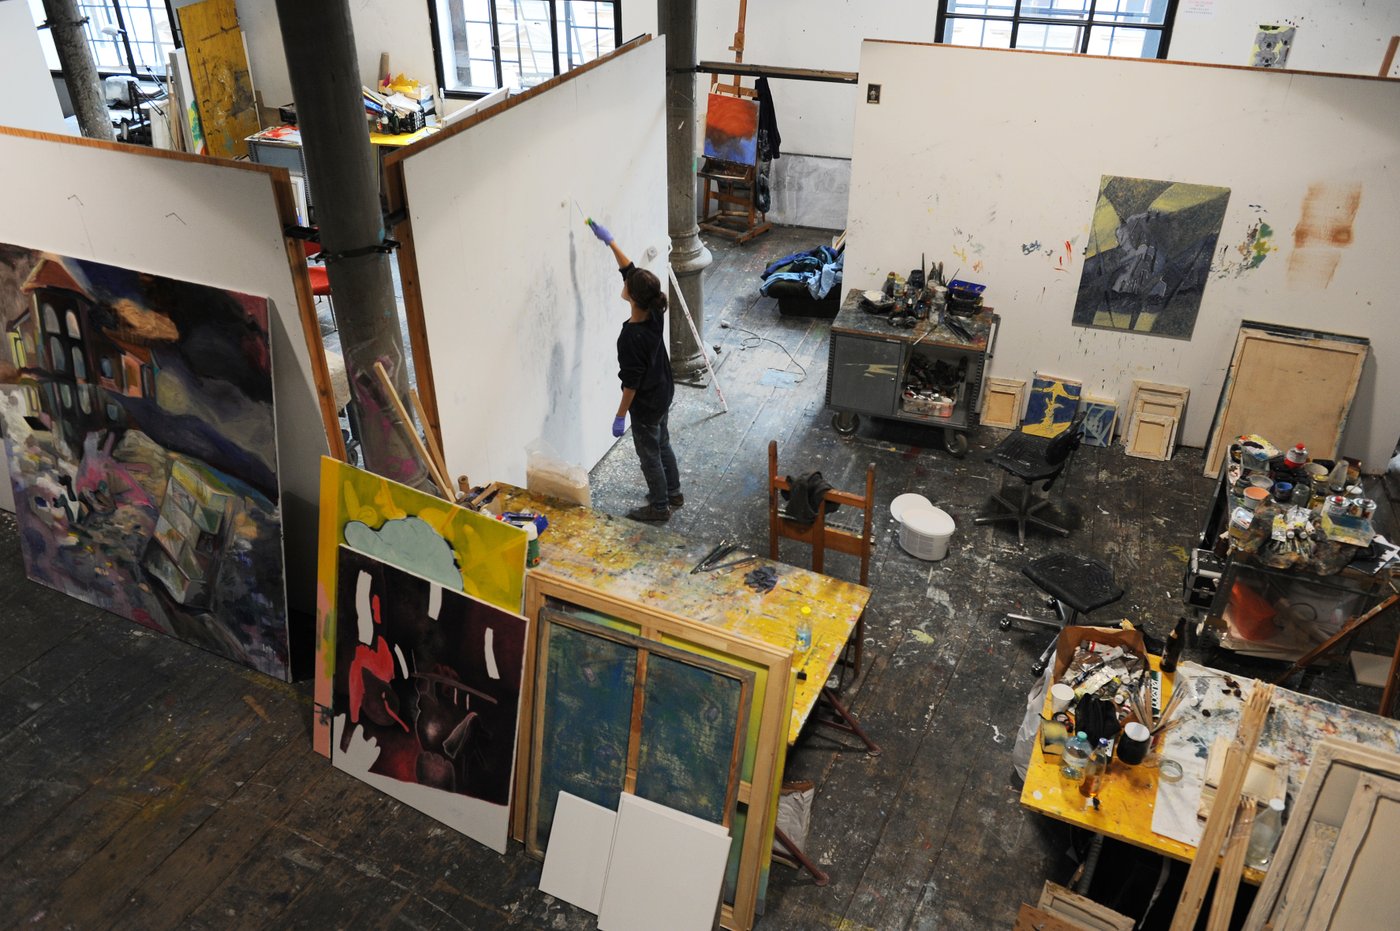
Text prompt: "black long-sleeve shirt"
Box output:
[[616, 264, 674, 424]]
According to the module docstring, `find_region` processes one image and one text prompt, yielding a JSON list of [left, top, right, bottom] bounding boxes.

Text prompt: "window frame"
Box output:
[[33, 0, 181, 80], [934, 1, 1179, 60], [427, 0, 624, 100]]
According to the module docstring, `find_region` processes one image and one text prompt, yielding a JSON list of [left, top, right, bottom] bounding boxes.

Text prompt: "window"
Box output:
[[937, 1, 1176, 59], [28, 0, 177, 76], [430, 1, 621, 96]]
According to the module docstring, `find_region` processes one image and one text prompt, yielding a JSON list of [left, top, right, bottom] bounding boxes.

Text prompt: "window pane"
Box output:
[[556, 1, 616, 71], [1016, 23, 1084, 53], [944, 16, 1012, 49], [1093, 0, 1170, 26], [1087, 25, 1160, 58], [946, 1, 1016, 14], [1020, 1, 1091, 22], [496, 0, 555, 88]]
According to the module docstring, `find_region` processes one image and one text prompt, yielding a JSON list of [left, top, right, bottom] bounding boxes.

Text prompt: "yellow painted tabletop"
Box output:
[[498, 486, 871, 743], [1019, 657, 1265, 885]]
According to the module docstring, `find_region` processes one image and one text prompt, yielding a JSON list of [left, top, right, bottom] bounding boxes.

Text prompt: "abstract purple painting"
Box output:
[[0, 244, 289, 678]]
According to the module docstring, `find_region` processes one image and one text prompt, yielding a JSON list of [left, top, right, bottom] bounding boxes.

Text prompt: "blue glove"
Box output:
[[589, 219, 614, 245], [611, 415, 626, 437]]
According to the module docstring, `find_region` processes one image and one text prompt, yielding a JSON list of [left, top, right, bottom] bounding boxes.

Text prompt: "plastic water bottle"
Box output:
[[1079, 739, 1112, 798], [795, 606, 813, 655], [1246, 797, 1286, 870], [1061, 731, 1092, 780]]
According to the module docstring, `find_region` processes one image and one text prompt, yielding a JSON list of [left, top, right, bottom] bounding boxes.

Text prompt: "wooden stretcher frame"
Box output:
[[981, 377, 1027, 429], [1244, 738, 1400, 930], [517, 570, 794, 931], [1304, 772, 1400, 929], [1202, 326, 1368, 478], [1125, 411, 1178, 461]]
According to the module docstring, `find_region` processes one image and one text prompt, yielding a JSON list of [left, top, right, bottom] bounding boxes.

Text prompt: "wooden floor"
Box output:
[[2, 225, 1396, 930]]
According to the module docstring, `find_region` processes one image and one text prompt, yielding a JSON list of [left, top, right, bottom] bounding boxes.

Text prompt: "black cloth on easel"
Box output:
[[756, 77, 781, 159], [781, 471, 839, 528]]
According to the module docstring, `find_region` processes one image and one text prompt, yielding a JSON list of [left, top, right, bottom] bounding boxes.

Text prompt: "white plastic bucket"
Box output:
[[900, 506, 955, 561]]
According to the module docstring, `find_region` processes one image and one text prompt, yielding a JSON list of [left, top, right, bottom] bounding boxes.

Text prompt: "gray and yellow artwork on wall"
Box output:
[[1072, 175, 1231, 340]]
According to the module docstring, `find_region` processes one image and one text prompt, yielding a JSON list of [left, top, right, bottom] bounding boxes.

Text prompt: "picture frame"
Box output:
[[1079, 395, 1118, 448]]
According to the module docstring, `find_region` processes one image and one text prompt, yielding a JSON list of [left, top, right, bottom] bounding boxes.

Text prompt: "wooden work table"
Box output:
[[1021, 658, 1400, 885], [497, 485, 872, 743]]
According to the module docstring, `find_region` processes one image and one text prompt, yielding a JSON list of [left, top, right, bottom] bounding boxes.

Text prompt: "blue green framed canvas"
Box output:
[[1022, 373, 1081, 438], [1072, 175, 1231, 339], [1080, 397, 1118, 448]]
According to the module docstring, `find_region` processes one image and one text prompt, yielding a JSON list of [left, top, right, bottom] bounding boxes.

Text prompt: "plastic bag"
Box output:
[[525, 437, 590, 506], [1012, 663, 1052, 782]]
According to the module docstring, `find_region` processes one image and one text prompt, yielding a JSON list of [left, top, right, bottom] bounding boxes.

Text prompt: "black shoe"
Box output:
[[669, 494, 684, 509], [626, 503, 671, 522]]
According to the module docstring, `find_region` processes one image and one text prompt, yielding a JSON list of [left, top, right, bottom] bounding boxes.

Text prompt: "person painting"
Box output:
[[588, 219, 682, 522]]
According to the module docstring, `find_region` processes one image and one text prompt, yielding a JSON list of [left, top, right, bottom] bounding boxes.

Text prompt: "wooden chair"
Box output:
[[768, 439, 875, 678]]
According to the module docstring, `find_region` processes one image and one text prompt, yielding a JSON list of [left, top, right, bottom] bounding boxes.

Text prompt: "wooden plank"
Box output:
[[271, 171, 345, 461], [175, 0, 260, 160], [1205, 799, 1256, 931], [1016, 903, 1090, 931], [1037, 881, 1134, 930], [1171, 684, 1273, 931]]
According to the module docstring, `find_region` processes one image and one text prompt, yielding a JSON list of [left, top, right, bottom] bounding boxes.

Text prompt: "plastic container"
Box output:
[[1285, 443, 1308, 469], [1079, 739, 1112, 798], [900, 506, 955, 561], [795, 606, 813, 655], [1246, 797, 1286, 870], [1061, 731, 1092, 780]]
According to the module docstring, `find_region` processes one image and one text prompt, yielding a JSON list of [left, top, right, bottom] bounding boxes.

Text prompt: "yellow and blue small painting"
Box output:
[[1022, 373, 1081, 438]]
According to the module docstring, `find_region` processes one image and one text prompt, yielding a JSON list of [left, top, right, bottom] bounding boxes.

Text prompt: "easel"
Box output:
[[698, 1, 772, 244]]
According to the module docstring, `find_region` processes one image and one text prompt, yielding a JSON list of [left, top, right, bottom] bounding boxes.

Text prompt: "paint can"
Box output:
[[1326, 495, 1349, 518], [1359, 498, 1378, 519], [1272, 482, 1293, 504], [524, 523, 541, 567]]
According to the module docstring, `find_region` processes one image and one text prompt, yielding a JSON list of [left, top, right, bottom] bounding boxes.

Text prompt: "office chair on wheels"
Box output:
[[1001, 552, 1124, 675], [974, 410, 1086, 546]]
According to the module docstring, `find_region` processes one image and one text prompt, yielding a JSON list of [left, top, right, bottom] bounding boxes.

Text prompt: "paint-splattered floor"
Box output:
[[1, 225, 1396, 930]]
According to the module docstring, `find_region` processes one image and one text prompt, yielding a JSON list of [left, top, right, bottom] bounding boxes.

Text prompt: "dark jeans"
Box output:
[[630, 412, 680, 507]]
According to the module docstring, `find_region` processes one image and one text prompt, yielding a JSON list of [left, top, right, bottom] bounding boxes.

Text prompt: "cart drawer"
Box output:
[[827, 333, 902, 416]]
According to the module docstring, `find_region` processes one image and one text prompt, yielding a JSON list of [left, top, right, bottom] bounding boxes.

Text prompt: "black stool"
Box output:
[[1001, 552, 1123, 675]]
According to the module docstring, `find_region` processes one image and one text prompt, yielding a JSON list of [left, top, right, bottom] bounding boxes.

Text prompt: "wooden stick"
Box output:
[[1274, 592, 1400, 684], [409, 386, 450, 485], [372, 361, 453, 499], [1205, 798, 1257, 931], [1171, 684, 1274, 931]]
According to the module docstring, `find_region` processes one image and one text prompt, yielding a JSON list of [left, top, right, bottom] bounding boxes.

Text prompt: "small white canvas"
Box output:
[[597, 793, 732, 931], [538, 792, 617, 915]]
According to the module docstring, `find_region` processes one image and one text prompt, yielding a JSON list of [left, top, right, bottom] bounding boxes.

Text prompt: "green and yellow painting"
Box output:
[[1072, 175, 1231, 339]]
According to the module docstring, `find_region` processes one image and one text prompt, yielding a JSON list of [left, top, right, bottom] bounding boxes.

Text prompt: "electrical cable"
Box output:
[[719, 307, 808, 384]]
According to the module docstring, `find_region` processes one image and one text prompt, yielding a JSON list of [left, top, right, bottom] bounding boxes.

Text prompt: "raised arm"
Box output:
[[587, 220, 632, 269]]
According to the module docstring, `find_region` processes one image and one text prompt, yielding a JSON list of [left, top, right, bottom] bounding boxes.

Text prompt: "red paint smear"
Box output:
[[349, 639, 395, 723], [372, 593, 381, 626]]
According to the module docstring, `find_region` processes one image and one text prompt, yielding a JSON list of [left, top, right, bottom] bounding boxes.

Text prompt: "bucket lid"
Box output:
[[903, 506, 954, 535], [890, 492, 934, 523]]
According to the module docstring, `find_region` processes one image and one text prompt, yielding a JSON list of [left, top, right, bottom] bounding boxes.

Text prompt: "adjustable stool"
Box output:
[[1001, 552, 1123, 675]]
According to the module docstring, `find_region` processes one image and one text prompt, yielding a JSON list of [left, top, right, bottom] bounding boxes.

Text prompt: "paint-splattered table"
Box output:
[[497, 486, 872, 743], [1020, 659, 1400, 884]]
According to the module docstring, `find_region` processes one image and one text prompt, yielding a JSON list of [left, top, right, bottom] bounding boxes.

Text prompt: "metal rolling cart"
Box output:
[[824, 291, 999, 457]]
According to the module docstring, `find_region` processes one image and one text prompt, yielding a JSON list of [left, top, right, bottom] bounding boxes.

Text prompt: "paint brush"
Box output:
[[572, 199, 591, 227]]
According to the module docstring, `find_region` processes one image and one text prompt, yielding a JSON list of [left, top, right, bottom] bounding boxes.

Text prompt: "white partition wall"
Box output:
[[391, 37, 669, 487], [845, 42, 1400, 470], [0, 128, 330, 608], [0, 2, 66, 135]]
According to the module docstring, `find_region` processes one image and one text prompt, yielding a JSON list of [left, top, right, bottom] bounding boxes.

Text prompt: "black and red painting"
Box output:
[[331, 545, 526, 853]]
